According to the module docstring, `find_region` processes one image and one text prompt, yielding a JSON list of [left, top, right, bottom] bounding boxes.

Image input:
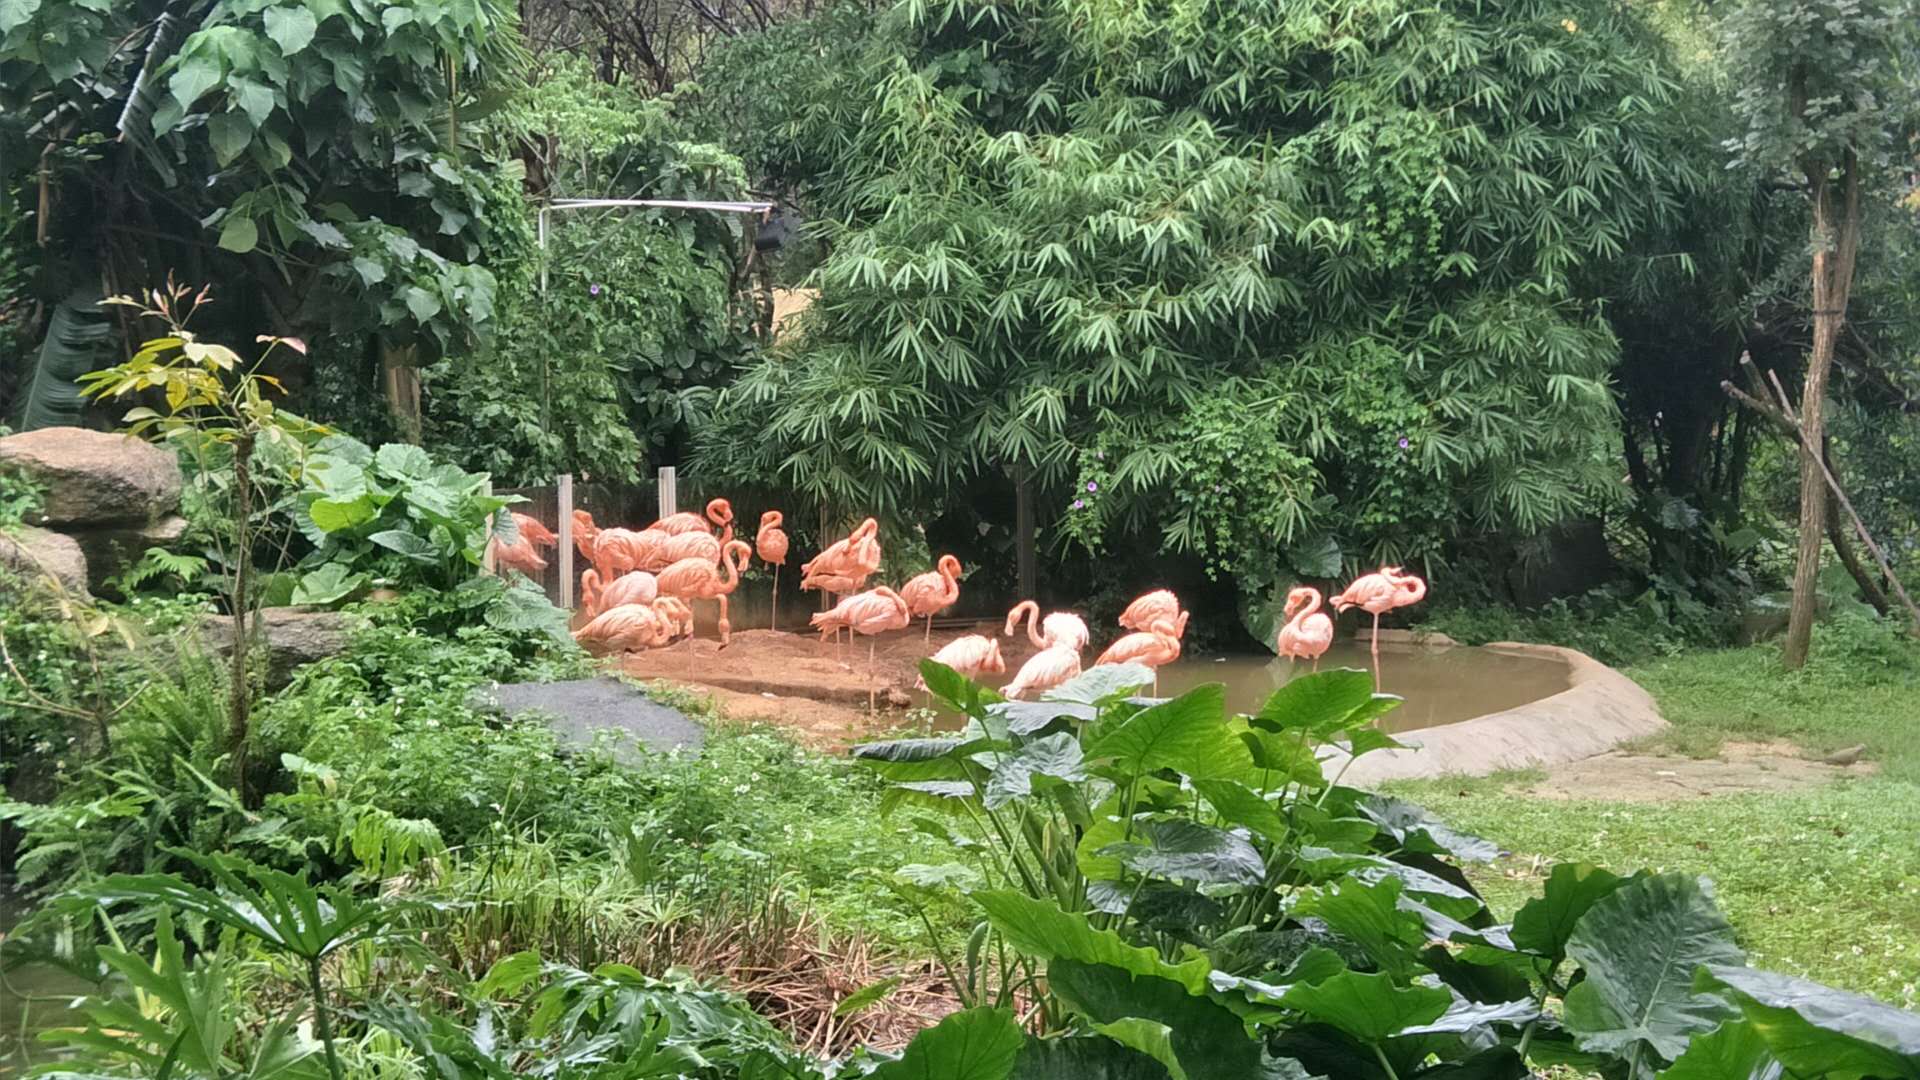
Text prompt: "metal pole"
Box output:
[[557, 473, 574, 610]]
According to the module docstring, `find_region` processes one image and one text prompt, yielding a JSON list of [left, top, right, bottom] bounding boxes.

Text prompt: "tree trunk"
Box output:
[[1782, 150, 1861, 670], [228, 433, 255, 799]]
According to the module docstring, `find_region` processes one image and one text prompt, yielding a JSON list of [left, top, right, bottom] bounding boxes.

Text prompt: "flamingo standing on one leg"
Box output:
[[1275, 586, 1334, 671], [1003, 644, 1083, 700], [655, 540, 752, 647], [900, 554, 962, 642], [1331, 566, 1428, 691], [756, 510, 789, 631], [1119, 589, 1182, 635], [802, 518, 881, 647], [811, 586, 912, 713], [1095, 612, 1187, 694], [1004, 600, 1091, 653], [918, 634, 1006, 694]]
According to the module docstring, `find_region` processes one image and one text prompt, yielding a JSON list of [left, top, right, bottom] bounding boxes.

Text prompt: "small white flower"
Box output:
[[732, 783, 751, 795]]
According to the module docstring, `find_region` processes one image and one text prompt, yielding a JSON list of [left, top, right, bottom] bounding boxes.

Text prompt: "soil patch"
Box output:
[[611, 623, 1053, 746], [1501, 740, 1877, 802]]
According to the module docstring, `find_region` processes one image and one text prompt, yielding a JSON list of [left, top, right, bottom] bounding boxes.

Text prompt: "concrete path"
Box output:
[[475, 677, 705, 761]]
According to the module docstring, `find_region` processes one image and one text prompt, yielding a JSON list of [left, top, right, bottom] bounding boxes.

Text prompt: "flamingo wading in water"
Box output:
[[811, 586, 912, 713], [1095, 611, 1188, 694], [1275, 586, 1334, 670], [919, 634, 1005, 692], [1004, 644, 1083, 700], [756, 510, 789, 630], [901, 555, 962, 642], [656, 540, 752, 646], [1119, 589, 1183, 635], [1331, 566, 1428, 690]]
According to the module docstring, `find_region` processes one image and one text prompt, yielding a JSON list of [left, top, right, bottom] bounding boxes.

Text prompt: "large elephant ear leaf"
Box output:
[[872, 1006, 1024, 1080], [1653, 1019, 1782, 1080], [1561, 874, 1745, 1078], [1696, 966, 1920, 1080], [14, 286, 113, 431], [1509, 862, 1635, 967]]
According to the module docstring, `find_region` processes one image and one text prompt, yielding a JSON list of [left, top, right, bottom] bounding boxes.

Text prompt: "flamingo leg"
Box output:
[[868, 639, 877, 715], [1370, 611, 1382, 692], [717, 593, 732, 648], [770, 565, 779, 631], [924, 614, 932, 643]]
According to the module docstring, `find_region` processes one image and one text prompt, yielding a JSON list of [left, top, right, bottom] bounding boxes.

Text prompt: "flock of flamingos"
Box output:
[[490, 497, 1426, 709]]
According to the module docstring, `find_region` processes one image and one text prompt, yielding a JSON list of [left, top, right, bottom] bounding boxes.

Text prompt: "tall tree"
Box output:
[[1719, 0, 1920, 668]]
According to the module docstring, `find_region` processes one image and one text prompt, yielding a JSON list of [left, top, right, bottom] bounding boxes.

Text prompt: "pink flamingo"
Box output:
[[1003, 644, 1083, 700], [591, 527, 654, 580], [802, 518, 881, 644], [1119, 589, 1183, 635], [580, 568, 604, 616], [756, 510, 789, 630], [597, 570, 659, 614], [1331, 566, 1428, 690], [656, 540, 751, 646], [1004, 600, 1090, 654], [652, 596, 694, 642], [900, 554, 962, 642], [512, 512, 558, 550], [572, 603, 674, 654], [811, 585, 912, 712], [645, 530, 720, 572], [1275, 586, 1334, 670], [918, 634, 1005, 691], [1095, 612, 1187, 694], [571, 510, 601, 567], [489, 534, 547, 578], [652, 498, 735, 543]]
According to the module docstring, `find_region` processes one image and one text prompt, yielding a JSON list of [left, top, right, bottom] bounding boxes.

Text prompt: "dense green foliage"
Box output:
[[695, 0, 1705, 599]]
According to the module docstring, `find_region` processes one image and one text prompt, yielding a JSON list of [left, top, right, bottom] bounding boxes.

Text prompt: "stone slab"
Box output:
[[474, 677, 705, 760]]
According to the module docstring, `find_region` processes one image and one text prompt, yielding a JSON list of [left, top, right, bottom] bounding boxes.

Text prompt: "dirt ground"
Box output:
[[1493, 740, 1877, 802], [611, 622, 1052, 747]]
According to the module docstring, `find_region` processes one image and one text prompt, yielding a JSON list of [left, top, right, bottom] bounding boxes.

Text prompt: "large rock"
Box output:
[[68, 515, 190, 591], [0, 525, 91, 599], [0, 427, 183, 527], [200, 608, 356, 689]]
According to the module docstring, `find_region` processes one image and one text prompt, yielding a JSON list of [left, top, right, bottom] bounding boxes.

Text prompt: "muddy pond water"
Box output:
[[1152, 642, 1572, 733]]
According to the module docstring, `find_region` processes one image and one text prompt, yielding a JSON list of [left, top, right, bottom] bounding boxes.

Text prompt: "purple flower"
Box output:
[[589, 283, 603, 297], [1086, 481, 1098, 493], [1072, 499, 1085, 510], [1397, 437, 1410, 449]]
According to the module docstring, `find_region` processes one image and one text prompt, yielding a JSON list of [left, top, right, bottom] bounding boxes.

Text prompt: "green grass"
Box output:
[[1385, 620, 1920, 1006]]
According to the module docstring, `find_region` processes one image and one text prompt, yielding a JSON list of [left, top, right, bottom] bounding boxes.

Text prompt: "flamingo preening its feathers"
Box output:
[[656, 540, 752, 647], [1004, 600, 1090, 654], [1095, 611, 1188, 694], [920, 634, 1005, 690], [811, 585, 911, 712]]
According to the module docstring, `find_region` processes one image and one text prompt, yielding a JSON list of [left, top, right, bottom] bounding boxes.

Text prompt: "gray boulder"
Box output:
[[68, 514, 191, 591], [0, 426, 183, 527], [200, 608, 356, 689], [0, 525, 91, 599]]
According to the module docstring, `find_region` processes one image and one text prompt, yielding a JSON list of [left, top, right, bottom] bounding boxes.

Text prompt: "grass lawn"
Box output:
[[1385, 629, 1920, 1007]]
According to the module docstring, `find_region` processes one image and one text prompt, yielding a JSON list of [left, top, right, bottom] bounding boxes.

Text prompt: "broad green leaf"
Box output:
[[1562, 874, 1744, 1075], [475, 950, 543, 999], [1047, 663, 1155, 704], [291, 563, 364, 607], [1510, 862, 1631, 966], [208, 111, 253, 166], [369, 529, 436, 562], [984, 732, 1085, 808], [974, 891, 1213, 994], [217, 212, 259, 253], [1279, 970, 1451, 1043], [1254, 669, 1391, 736], [263, 5, 317, 53], [1654, 1019, 1782, 1080], [1697, 966, 1920, 1080], [308, 493, 376, 532], [1191, 779, 1289, 844], [991, 698, 1098, 734], [873, 1007, 1023, 1080], [1085, 684, 1248, 780], [403, 285, 442, 322], [169, 53, 223, 107], [1010, 1036, 1175, 1080], [1356, 796, 1499, 863], [834, 976, 904, 1017], [1102, 820, 1265, 886], [1051, 960, 1266, 1076], [373, 442, 433, 479], [1293, 877, 1427, 979], [0, 0, 42, 34], [1091, 1020, 1185, 1080]]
